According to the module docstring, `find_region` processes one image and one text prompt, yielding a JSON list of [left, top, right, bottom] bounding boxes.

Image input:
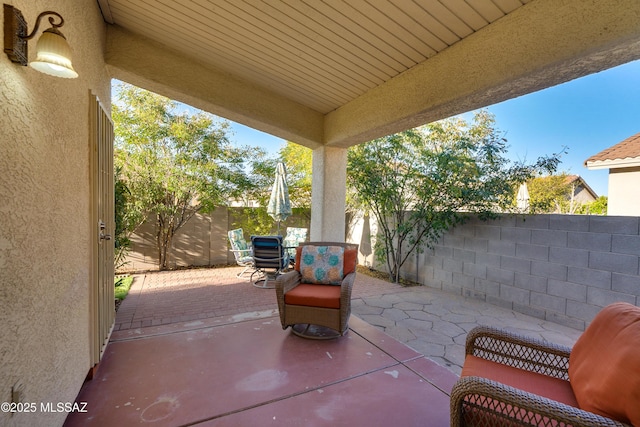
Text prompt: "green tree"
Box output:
[[225, 142, 314, 235], [114, 165, 131, 271], [527, 174, 572, 213], [526, 174, 599, 214], [113, 83, 249, 270], [280, 142, 312, 209], [575, 195, 608, 215], [230, 142, 313, 209], [233, 148, 276, 207], [348, 111, 560, 282]]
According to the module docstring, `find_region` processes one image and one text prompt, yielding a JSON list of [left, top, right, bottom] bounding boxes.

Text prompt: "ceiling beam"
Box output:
[[325, 0, 640, 148], [105, 25, 325, 149], [105, 0, 640, 150]]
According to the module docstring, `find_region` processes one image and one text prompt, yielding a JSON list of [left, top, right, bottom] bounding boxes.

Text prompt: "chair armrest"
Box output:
[[465, 326, 572, 380], [450, 376, 630, 427], [340, 272, 356, 303], [275, 270, 301, 294], [275, 271, 301, 328], [253, 253, 290, 271]]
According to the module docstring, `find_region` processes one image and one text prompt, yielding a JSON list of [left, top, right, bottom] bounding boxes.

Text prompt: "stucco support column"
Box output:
[[310, 146, 347, 242]]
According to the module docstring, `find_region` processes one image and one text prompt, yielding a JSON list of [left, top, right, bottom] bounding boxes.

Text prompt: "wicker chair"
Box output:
[[450, 323, 634, 427], [275, 242, 358, 339]]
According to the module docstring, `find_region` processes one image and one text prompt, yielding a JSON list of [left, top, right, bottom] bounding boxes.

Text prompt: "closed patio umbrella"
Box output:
[[360, 213, 372, 267], [516, 182, 530, 212], [267, 162, 292, 234]]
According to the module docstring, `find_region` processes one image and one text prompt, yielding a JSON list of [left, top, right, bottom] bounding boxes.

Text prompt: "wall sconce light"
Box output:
[[3, 4, 78, 78]]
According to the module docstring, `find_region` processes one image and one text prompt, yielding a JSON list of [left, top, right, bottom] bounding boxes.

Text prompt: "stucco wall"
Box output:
[[0, 1, 109, 426], [608, 167, 640, 216], [376, 214, 640, 331]]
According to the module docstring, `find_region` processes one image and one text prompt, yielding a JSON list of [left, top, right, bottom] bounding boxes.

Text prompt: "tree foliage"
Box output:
[[348, 111, 561, 282], [114, 165, 132, 270], [232, 148, 276, 208], [113, 83, 249, 270], [527, 173, 573, 213], [527, 174, 602, 214], [226, 142, 312, 235], [575, 195, 608, 215], [279, 142, 312, 209]]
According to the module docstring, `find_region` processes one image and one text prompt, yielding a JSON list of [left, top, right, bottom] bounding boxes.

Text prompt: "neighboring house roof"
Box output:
[[565, 175, 598, 201], [585, 132, 640, 170], [533, 175, 598, 201]]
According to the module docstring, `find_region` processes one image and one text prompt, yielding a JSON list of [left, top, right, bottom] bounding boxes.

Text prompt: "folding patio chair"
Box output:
[[283, 227, 308, 262], [227, 228, 255, 280]]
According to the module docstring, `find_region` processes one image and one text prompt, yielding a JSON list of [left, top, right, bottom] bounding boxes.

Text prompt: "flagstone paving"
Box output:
[[351, 287, 582, 375]]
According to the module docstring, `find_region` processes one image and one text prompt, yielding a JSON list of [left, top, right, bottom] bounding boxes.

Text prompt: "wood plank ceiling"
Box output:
[[98, 0, 530, 114]]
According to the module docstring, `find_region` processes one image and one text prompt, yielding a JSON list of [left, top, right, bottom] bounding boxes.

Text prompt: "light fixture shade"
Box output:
[[29, 28, 78, 79]]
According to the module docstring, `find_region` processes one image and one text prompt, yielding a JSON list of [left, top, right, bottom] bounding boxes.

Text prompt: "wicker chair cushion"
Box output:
[[284, 284, 341, 309], [569, 302, 640, 426], [299, 246, 345, 285], [295, 247, 358, 276], [462, 355, 579, 407]]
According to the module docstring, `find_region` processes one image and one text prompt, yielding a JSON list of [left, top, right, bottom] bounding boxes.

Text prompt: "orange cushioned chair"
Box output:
[[450, 302, 640, 427], [275, 242, 358, 339]]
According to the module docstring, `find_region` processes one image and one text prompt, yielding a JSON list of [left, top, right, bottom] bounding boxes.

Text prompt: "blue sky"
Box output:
[[232, 59, 640, 197]]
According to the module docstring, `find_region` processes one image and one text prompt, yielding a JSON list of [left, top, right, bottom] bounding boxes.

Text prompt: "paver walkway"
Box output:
[[115, 266, 582, 375]]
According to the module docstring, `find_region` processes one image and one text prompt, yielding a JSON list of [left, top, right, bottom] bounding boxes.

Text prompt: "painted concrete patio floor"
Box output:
[[64, 315, 456, 426], [64, 266, 582, 426]]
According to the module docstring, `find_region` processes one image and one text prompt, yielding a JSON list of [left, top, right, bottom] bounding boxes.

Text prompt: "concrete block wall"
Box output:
[[415, 214, 640, 330], [121, 207, 311, 272]]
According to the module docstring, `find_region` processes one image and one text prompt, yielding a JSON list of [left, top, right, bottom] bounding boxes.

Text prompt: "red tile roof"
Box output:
[[585, 132, 640, 165]]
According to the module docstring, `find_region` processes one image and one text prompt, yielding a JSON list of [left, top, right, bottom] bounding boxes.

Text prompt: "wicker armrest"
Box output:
[[450, 376, 630, 427], [275, 271, 301, 326], [465, 326, 572, 379], [340, 272, 356, 297], [275, 271, 301, 294], [339, 272, 356, 315]]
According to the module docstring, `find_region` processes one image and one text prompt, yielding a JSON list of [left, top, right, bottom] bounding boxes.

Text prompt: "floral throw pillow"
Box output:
[[300, 246, 344, 285]]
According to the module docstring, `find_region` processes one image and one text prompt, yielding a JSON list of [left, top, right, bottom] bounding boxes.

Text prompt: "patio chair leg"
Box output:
[[236, 265, 255, 280], [252, 271, 276, 289], [237, 266, 249, 278], [250, 269, 261, 282]]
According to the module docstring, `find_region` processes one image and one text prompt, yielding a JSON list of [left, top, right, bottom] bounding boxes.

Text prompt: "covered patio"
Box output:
[[2, 1, 639, 426], [99, 0, 640, 242], [63, 267, 581, 426]]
